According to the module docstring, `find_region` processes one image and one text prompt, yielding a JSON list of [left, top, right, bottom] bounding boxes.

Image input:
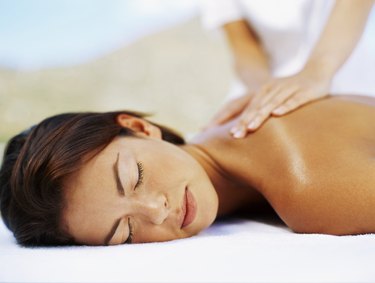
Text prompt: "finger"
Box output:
[[243, 83, 286, 122], [205, 109, 237, 129], [229, 86, 278, 137], [246, 101, 278, 131], [240, 85, 285, 128], [231, 96, 276, 137], [272, 93, 315, 116], [206, 95, 252, 128], [247, 84, 274, 110], [230, 104, 259, 137], [264, 87, 300, 116], [213, 95, 251, 124], [248, 96, 292, 130], [234, 85, 300, 135], [257, 84, 284, 109]]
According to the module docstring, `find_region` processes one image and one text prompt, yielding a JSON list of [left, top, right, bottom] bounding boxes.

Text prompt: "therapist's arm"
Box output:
[[205, 19, 271, 127], [302, 0, 374, 81], [230, 0, 374, 137], [224, 20, 270, 90], [207, 0, 374, 137]]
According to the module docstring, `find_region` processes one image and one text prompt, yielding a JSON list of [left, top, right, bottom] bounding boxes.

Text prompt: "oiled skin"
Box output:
[[189, 95, 375, 235]]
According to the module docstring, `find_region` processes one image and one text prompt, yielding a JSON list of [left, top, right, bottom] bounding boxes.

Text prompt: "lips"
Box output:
[[180, 187, 197, 229]]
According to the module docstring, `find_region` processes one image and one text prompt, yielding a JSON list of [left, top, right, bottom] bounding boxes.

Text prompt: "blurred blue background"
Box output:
[[0, 0, 198, 70], [0, 0, 232, 144]]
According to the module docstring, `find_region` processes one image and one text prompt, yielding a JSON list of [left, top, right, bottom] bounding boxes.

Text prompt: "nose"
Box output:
[[130, 192, 169, 225]]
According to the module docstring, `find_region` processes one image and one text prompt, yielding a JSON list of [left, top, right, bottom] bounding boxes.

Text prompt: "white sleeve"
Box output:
[[198, 0, 245, 30]]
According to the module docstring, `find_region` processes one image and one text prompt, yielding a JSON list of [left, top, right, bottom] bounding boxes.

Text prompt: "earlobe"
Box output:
[[116, 114, 162, 139]]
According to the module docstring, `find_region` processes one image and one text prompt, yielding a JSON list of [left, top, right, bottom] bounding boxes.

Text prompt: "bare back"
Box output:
[[192, 95, 375, 235]]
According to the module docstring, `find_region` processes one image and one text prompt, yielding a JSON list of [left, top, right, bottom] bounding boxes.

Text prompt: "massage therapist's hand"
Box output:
[[229, 70, 331, 137], [207, 69, 331, 138], [216, 0, 373, 138]]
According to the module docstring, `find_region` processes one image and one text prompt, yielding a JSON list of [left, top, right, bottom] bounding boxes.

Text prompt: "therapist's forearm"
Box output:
[[303, 0, 374, 78], [224, 20, 271, 90]]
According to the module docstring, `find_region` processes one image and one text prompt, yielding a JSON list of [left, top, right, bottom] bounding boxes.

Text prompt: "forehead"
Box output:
[[64, 136, 154, 202], [61, 139, 124, 244], [67, 139, 120, 193]]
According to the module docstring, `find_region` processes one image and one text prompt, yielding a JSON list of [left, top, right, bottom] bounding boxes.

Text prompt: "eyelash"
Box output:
[[135, 162, 144, 189], [124, 218, 134, 244], [122, 162, 143, 244]]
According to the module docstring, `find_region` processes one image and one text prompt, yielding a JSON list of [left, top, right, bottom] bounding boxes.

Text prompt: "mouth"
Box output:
[[180, 186, 197, 229]]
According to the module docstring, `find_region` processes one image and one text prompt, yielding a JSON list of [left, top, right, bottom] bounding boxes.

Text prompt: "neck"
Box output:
[[180, 144, 260, 217]]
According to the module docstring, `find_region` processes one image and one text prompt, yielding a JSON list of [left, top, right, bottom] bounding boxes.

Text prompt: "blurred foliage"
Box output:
[[0, 18, 234, 143]]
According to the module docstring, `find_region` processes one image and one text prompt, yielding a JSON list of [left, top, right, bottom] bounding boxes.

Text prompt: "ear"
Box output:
[[116, 114, 162, 139]]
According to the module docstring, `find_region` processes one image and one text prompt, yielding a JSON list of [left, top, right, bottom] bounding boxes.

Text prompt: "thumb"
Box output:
[[205, 94, 253, 129]]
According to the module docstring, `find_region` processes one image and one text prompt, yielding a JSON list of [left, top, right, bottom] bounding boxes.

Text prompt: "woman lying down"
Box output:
[[1, 94, 375, 246]]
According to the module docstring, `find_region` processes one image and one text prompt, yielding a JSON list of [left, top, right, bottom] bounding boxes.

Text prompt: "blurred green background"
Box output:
[[0, 17, 233, 149]]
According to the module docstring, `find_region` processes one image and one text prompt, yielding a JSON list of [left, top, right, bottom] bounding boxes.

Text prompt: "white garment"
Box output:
[[200, 0, 375, 97]]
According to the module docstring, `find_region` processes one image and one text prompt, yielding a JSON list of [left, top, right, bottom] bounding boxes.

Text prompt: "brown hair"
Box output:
[[0, 111, 184, 246]]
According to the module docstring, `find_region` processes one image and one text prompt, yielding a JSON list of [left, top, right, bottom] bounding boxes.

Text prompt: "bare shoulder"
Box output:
[[192, 94, 375, 235], [272, 96, 375, 235], [332, 94, 375, 106], [280, 155, 375, 235], [267, 95, 375, 235]]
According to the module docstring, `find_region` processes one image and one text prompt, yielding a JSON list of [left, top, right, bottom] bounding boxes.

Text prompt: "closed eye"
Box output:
[[124, 217, 134, 244], [135, 162, 144, 189]]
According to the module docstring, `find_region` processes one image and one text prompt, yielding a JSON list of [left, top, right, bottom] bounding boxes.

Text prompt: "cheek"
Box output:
[[146, 163, 188, 194], [146, 147, 197, 183], [135, 222, 182, 243]]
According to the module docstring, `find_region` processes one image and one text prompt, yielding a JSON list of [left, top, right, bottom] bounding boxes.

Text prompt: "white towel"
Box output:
[[1, 215, 374, 282]]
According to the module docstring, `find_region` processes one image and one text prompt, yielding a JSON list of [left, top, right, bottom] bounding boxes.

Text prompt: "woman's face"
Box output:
[[62, 115, 219, 245]]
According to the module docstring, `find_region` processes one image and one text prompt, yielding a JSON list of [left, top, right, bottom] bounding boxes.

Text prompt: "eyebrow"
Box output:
[[113, 152, 125, 196], [104, 152, 125, 245], [104, 218, 121, 246]]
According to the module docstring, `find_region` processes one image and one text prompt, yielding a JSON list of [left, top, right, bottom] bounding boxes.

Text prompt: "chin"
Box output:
[[199, 193, 219, 231]]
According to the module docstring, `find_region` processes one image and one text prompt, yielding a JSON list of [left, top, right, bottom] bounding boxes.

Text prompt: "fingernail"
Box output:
[[233, 129, 245, 138], [230, 127, 237, 135], [248, 120, 257, 130], [273, 107, 284, 115]]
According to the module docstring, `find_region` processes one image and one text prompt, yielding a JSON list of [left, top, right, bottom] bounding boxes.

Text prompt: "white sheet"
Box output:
[[1, 215, 374, 282]]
